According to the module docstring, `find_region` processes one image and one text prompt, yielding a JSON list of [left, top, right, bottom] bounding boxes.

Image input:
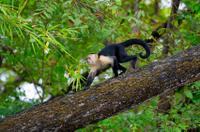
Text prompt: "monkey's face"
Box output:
[[86, 54, 98, 65]]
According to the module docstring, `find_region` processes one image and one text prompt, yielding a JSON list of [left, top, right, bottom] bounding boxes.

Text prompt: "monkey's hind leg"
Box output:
[[119, 55, 138, 69], [131, 57, 137, 69]]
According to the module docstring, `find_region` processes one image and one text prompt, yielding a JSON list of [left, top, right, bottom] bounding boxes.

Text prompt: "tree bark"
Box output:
[[0, 45, 200, 132], [154, 0, 160, 16], [162, 0, 180, 56], [132, 0, 141, 36]]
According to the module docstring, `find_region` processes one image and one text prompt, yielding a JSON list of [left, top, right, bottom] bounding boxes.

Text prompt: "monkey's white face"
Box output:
[[86, 54, 98, 65]]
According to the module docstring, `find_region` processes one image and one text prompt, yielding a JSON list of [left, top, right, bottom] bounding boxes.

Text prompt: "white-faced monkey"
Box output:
[[84, 38, 150, 89]]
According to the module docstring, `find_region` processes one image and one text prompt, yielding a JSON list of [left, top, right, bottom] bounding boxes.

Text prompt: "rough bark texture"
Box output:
[[0, 45, 200, 132], [154, 0, 160, 16]]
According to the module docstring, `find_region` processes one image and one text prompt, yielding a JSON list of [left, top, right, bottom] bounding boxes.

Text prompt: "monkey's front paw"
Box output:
[[83, 86, 89, 90]]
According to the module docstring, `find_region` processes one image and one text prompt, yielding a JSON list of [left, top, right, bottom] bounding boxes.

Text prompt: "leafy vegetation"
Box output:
[[0, 0, 200, 131]]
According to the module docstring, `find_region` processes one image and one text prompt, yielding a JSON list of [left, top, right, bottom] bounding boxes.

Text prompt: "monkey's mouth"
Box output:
[[87, 60, 96, 65], [86, 59, 92, 64]]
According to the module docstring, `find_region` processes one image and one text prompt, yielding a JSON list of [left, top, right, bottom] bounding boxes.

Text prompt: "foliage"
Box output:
[[0, 94, 37, 120]]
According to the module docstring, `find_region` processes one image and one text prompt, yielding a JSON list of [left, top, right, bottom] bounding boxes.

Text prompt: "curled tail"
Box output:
[[120, 38, 150, 59]]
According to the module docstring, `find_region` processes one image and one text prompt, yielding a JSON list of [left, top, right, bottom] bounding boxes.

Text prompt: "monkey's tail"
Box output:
[[120, 39, 150, 59]]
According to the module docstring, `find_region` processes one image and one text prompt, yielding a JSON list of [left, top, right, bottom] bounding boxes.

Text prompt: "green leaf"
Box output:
[[115, 0, 121, 6], [184, 88, 193, 99]]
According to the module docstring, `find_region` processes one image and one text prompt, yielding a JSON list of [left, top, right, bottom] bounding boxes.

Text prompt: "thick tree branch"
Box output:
[[0, 45, 200, 131]]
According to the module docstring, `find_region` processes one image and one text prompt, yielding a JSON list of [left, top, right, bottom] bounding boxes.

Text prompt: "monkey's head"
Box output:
[[86, 54, 98, 65]]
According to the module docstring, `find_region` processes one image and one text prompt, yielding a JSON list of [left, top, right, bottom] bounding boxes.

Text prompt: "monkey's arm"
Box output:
[[83, 65, 111, 90], [84, 70, 97, 90], [111, 57, 119, 77]]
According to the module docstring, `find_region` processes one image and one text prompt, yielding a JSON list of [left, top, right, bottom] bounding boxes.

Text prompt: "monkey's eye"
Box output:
[[86, 57, 91, 63]]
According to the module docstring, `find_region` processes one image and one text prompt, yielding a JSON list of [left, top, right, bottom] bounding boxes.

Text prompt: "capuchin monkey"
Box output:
[[84, 38, 150, 89]]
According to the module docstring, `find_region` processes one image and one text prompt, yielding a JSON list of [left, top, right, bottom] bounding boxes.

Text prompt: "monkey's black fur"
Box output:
[[98, 39, 150, 58], [84, 39, 150, 89], [98, 38, 150, 77]]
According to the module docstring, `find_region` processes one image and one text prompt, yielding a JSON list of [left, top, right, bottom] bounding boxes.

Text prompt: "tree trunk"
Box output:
[[154, 0, 160, 16], [132, 0, 140, 36], [162, 0, 181, 56], [133, 0, 139, 13], [0, 45, 200, 132]]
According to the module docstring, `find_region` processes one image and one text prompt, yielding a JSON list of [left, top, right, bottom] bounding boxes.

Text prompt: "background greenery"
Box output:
[[0, 0, 199, 131]]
